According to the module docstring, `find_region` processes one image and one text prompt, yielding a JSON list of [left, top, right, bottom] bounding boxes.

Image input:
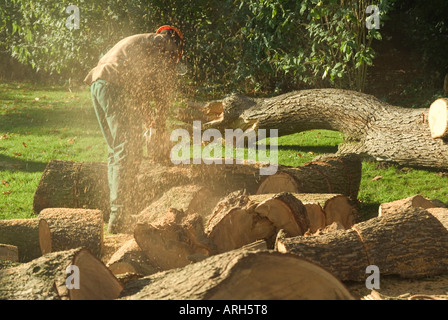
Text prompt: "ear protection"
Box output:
[[156, 25, 184, 62]]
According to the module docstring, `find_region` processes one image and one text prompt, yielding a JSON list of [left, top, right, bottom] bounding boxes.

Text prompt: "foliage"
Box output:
[[1, 0, 389, 93], [391, 0, 448, 75]]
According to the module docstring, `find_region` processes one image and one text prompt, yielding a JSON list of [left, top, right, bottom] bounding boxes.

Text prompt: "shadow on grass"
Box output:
[[277, 144, 339, 154], [0, 154, 47, 173]]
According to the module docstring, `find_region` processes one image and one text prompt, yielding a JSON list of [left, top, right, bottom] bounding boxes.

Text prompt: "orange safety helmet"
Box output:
[[156, 25, 184, 63]]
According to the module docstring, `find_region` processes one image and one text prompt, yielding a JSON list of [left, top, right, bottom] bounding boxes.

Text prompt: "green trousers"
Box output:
[[90, 80, 143, 233]]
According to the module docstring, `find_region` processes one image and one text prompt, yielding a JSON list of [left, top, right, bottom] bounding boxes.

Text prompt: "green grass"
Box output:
[[1, 81, 447, 221], [0, 82, 107, 219]]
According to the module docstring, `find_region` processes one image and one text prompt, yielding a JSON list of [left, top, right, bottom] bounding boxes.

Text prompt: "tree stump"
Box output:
[[119, 249, 355, 300], [0, 248, 122, 300]]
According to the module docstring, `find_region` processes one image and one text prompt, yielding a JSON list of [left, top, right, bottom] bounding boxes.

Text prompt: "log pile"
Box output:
[[1, 92, 448, 300]]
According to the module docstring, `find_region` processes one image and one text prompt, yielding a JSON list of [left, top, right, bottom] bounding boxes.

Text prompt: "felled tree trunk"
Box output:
[[33, 160, 110, 219], [119, 249, 354, 300], [0, 248, 123, 300], [202, 89, 448, 170], [276, 207, 448, 281], [38, 208, 104, 258], [0, 218, 41, 262], [256, 154, 361, 201]]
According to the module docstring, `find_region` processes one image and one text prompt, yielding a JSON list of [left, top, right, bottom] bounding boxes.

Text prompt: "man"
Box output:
[[84, 26, 184, 233]]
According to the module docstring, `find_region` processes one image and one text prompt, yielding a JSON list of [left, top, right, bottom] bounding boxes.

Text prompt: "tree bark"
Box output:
[[0, 218, 41, 262], [276, 207, 448, 281], [378, 194, 445, 217], [33, 160, 110, 219], [202, 89, 448, 170], [134, 209, 212, 271], [135, 184, 220, 226], [38, 208, 104, 258], [119, 249, 354, 300], [256, 154, 361, 201], [0, 244, 19, 262], [0, 248, 123, 300], [106, 239, 158, 276]]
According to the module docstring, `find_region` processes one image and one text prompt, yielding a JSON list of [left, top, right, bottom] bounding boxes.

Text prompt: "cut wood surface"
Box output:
[[0, 244, 19, 262], [205, 192, 310, 253], [38, 208, 103, 258], [201, 90, 448, 170], [106, 239, 158, 276], [119, 249, 355, 300], [276, 207, 448, 281], [134, 209, 212, 271], [33, 160, 110, 219], [428, 98, 448, 139], [379, 194, 445, 217], [0, 218, 41, 262], [250, 192, 358, 232], [0, 248, 122, 300], [135, 184, 221, 226]]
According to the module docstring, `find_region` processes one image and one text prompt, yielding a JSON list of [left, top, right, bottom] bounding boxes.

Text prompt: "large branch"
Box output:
[[200, 89, 448, 170]]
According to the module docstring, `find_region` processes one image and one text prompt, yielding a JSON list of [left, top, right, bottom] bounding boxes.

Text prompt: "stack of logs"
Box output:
[[2, 94, 448, 300], [1, 150, 448, 300]]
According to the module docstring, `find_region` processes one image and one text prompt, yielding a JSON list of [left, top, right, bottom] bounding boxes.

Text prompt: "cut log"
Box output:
[[201, 90, 448, 170], [106, 239, 158, 276], [35, 154, 361, 221], [248, 193, 358, 233], [119, 249, 355, 300], [0, 218, 41, 262], [428, 98, 448, 139], [378, 194, 443, 217], [0, 248, 123, 300], [256, 154, 362, 201], [206, 192, 311, 253], [38, 208, 104, 258], [276, 207, 448, 281], [135, 184, 221, 226], [0, 244, 19, 262], [33, 160, 110, 219], [134, 209, 212, 271]]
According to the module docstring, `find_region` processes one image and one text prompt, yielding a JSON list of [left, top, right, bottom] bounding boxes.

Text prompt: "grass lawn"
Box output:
[[1, 81, 447, 221]]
